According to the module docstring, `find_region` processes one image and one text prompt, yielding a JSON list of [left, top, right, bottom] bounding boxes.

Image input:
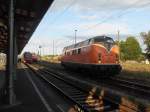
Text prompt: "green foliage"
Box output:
[[140, 31, 150, 59], [120, 37, 142, 61], [119, 41, 126, 60], [137, 54, 145, 62]]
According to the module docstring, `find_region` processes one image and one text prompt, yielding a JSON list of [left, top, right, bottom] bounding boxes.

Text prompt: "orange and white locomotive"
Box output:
[[61, 36, 121, 77]]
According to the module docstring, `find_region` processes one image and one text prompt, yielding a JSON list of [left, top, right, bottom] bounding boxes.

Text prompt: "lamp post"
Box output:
[[53, 40, 54, 57], [75, 30, 77, 44], [117, 30, 120, 62], [39, 45, 42, 61]]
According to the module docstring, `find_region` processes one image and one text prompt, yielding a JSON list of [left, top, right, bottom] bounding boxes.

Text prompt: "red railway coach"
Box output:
[[61, 36, 122, 77], [23, 52, 32, 64], [32, 53, 38, 62]]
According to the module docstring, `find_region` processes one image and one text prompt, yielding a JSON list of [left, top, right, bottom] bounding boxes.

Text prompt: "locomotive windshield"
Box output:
[[93, 36, 114, 44], [93, 36, 115, 51]]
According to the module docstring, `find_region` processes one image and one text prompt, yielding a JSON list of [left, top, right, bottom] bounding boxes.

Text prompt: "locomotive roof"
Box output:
[[93, 36, 112, 40], [64, 36, 113, 50]]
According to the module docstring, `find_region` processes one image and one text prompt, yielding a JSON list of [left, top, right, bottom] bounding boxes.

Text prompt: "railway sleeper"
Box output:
[[74, 98, 87, 102], [63, 88, 81, 92], [83, 104, 112, 112], [69, 92, 85, 95], [71, 94, 87, 99], [74, 98, 87, 103], [67, 91, 84, 94]]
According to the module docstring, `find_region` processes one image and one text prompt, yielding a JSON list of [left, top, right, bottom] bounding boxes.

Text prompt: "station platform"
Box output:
[[0, 64, 51, 112], [0, 63, 76, 112]]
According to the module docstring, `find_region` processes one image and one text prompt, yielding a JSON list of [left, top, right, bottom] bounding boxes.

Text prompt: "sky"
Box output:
[[22, 0, 150, 55]]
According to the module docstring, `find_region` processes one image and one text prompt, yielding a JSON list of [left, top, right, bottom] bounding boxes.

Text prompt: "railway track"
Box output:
[[26, 64, 117, 112], [103, 77, 150, 100], [34, 62, 150, 100], [45, 62, 150, 100], [26, 63, 149, 112]]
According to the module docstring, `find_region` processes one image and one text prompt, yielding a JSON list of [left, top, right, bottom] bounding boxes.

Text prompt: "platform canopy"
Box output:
[[0, 0, 53, 54]]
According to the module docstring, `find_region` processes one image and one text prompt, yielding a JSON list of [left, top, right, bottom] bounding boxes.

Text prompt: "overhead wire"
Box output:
[[35, 0, 76, 55], [41, 0, 76, 40], [39, 0, 76, 36], [116, 1, 150, 18], [81, 0, 149, 31], [76, 0, 150, 40], [49, 0, 76, 25]]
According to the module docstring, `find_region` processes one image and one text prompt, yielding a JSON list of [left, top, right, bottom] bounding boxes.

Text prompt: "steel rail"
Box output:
[[42, 66, 147, 112], [30, 63, 147, 112], [26, 63, 114, 112], [109, 77, 150, 98], [36, 65, 142, 112], [41, 64, 150, 97]]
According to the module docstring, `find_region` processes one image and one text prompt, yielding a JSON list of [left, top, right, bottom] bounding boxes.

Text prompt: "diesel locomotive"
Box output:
[[61, 36, 122, 77]]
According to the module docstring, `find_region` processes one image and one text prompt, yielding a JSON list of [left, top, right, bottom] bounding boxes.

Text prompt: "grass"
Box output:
[[120, 62, 150, 81], [41, 58, 150, 81]]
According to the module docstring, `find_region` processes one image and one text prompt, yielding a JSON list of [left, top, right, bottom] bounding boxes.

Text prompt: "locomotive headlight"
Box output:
[[98, 53, 101, 63]]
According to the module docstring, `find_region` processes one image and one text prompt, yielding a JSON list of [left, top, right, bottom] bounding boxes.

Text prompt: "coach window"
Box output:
[[73, 50, 76, 55], [74, 50, 76, 55], [84, 40, 89, 46], [78, 48, 81, 54], [72, 50, 74, 55], [70, 51, 72, 55], [71, 50, 73, 55]]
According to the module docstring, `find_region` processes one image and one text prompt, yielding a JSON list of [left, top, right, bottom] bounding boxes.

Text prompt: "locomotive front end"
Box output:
[[91, 36, 122, 76]]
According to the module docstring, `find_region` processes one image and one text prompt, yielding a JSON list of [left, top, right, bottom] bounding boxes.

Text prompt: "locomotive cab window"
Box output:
[[105, 38, 114, 44], [94, 36, 114, 45]]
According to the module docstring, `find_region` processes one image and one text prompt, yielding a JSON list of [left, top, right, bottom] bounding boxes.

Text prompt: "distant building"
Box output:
[[0, 53, 6, 65]]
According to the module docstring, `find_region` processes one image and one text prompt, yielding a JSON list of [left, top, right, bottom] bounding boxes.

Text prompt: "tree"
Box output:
[[119, 37, 142, 60], [140, 31, 150, 60], [119, 40, 126, 60], [125, 37, 142, 60]]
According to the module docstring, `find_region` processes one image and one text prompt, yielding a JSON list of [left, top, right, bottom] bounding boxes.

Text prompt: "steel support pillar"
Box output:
[[0, 0, 20, 109], [5, 0, 16, 105], [13, 24, 17, 81]]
